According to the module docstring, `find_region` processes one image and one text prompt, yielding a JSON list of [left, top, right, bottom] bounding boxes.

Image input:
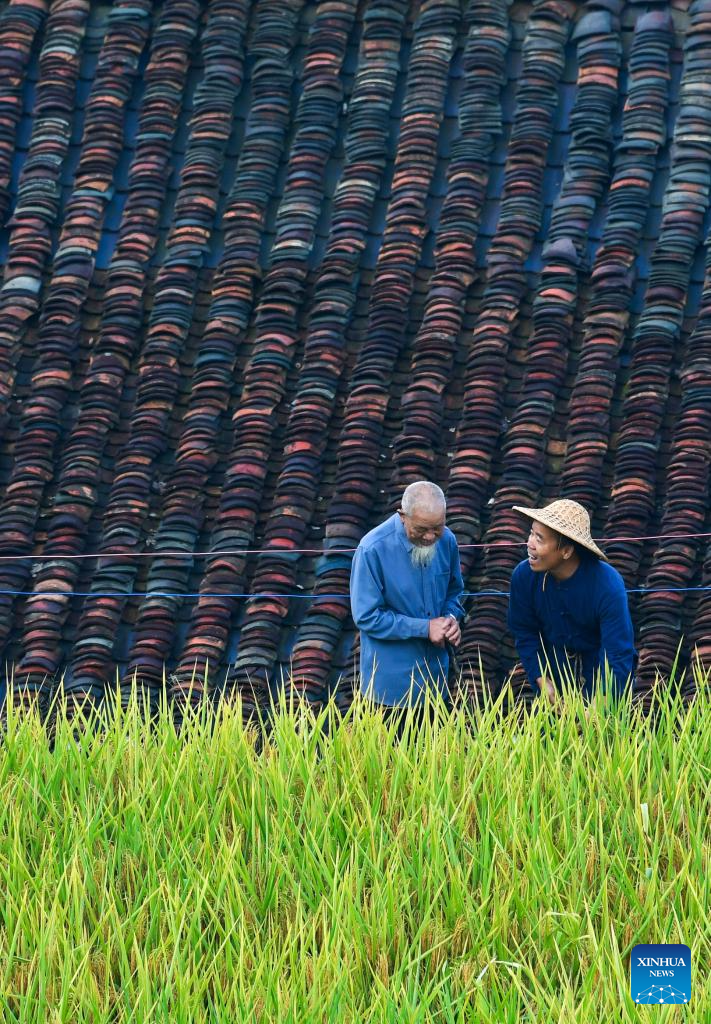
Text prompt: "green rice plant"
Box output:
[[0, 674, 708, 1023]]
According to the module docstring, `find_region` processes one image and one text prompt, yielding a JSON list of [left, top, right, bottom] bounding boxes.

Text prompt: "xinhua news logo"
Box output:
[[630, 943, 691, 1005]]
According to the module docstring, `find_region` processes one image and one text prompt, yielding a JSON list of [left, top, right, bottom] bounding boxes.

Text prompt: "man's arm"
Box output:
[[507, 566, 547, 691], [350, 545, 430, 640], [597, 572, 636, 697], [443, 535, 465, 621]]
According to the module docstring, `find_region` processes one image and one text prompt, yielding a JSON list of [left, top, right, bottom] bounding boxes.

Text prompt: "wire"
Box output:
[[0, 585, 709, 599], [0, 529, 709, 562]]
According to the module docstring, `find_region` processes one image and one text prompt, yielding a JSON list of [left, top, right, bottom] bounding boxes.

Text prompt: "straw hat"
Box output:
[[512, 499, 607, 561]]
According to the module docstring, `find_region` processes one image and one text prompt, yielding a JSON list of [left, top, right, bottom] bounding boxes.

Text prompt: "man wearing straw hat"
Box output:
[[350, 481, 464, 724], [508, 499, 636, 705]]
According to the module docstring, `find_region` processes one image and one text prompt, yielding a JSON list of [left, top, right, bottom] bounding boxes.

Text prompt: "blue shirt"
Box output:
[[350, 513, 465, 706], [507, 556, 636, 698]]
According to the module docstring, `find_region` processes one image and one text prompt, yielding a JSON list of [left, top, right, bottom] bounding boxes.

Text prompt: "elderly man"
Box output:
[[350, 481, 465, 717], [507, 499, 636, 704]]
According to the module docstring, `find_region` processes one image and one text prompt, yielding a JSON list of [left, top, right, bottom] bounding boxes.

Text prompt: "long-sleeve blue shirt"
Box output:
[[507, 556, 636, 698], [350, 513, 465, 706]]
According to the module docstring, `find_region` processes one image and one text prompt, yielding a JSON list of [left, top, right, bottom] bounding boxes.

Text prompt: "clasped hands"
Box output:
[[428, 616, 461, 648]]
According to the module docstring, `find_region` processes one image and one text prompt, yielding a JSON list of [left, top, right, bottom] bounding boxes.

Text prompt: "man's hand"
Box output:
[[428, 617, 454, 648], [537, 675, 557, 707], [443, 616, 461, 647]]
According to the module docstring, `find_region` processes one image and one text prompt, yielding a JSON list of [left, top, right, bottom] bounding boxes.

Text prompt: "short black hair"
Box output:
[[554, 533, 589, 560]]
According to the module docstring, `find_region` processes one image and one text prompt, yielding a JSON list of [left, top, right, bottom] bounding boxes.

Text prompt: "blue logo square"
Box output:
[[631, 943, 691, 1005]]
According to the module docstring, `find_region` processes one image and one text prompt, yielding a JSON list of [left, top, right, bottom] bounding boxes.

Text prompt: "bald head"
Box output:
[[401, 481, 446, 517]]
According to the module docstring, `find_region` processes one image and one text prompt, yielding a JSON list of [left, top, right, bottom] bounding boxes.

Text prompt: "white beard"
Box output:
[[410, 542, 438, 568]]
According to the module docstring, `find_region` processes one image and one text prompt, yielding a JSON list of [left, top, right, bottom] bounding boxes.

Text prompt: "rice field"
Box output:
[[0, 682, 708, 1023]]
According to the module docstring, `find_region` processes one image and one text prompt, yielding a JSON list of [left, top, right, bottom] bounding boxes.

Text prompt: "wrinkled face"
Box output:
[[526, 520, 573, 573], [399, 505, 445, 548]]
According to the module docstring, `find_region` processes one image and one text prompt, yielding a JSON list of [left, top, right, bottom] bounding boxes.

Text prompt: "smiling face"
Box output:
[[398, 506, 445, 548], [526, 520, 578, 576]]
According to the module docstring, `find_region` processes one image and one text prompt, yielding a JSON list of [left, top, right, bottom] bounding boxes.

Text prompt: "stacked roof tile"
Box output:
[[62, 0, 251, 717], [172, 0, 360, 717], [445, 0, 576, 573], [0, 0, 49, 225], [228, 0, 411, 710], [0, 0, 89, 436], [604, 0, 711, 587], [561, 9, 673, 511], [462, 2, 625, 695], [124, 0, 306, 713], [290, 0, 464, 699], [0, 0, 154, 711], [13, 0, 201, 712]]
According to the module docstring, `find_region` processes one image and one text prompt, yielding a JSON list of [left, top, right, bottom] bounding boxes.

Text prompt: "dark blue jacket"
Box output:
[[507, 556, 636, 697]]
